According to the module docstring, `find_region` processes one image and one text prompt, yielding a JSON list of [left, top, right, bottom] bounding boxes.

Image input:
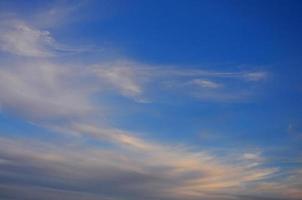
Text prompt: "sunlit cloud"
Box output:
[[0, 134, 279, 200]]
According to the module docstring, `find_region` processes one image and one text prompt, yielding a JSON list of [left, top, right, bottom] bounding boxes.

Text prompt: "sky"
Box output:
[[0, 0, 301, 200]]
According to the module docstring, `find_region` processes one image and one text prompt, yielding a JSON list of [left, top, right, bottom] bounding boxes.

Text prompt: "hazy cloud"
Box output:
[[0, 61, 95, 120], [0, 20, 57, 57], [189, 79, 223, 89], [0, 134, 281, 200]]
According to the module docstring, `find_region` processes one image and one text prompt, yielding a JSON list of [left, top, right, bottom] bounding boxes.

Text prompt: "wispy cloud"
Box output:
[[32, 0, 86, 28], [0, 133, 280, 200], [0, 20, 56, 57], [92, 62, 269, 103], [93, 61, 148, 102], [0, 19, 90, 57], [0, 61, 95, 120], [0, 57, 269, 123], [189, 79, 223, 89], [242, 71, 268, 81], [0, 16, 269, 104], [0, 7, 292, 200]]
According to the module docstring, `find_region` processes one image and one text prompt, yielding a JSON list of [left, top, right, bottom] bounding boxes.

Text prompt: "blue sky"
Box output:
[[0, 0, 301, 199]]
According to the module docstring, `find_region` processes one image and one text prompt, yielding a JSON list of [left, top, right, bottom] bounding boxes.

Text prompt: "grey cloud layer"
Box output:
[[0, 135, 288, 200]]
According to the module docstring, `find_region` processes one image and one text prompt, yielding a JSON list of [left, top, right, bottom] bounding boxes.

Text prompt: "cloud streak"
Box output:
[[0, 57, 268, 122], [0, 19, 90, 57], [0, 133, 282, 200]]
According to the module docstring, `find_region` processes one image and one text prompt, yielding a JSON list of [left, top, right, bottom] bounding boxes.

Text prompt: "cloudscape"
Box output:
[[0, 1, 301, 200]]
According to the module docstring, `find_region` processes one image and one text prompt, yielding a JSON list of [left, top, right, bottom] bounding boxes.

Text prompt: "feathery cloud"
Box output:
[[0, 134, 280, 200]]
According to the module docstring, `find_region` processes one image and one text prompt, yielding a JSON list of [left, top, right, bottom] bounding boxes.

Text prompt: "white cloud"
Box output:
[[0, 20, 56, 57], [94, 63, 144, 100], [0, 19, 89, 57], [243, 71, 268, 81], [0, 61, 95, 120], [190, 79, 223, 89], [91, 64, 269, 103]]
